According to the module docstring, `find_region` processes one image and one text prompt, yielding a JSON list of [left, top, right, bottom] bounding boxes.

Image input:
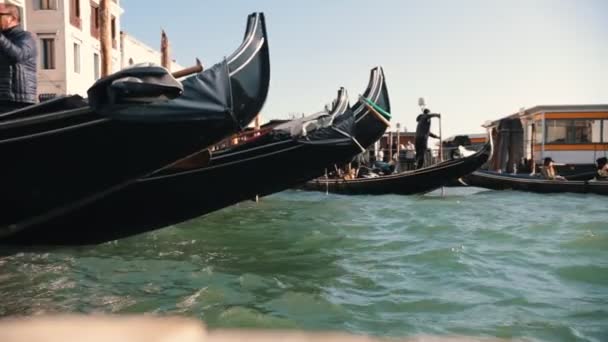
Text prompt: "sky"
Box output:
[[121, 0, 608, 138]]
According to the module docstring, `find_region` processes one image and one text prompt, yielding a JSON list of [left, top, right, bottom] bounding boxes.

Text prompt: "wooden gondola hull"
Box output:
[[0, 141, 362, 246], [463, 170, 608, 195], [588, 182, 608, 195], [1, 118, 239, 226], [0, 67, 390, 246], [0, 13, 270, 232], [301, 143, 491, 195]]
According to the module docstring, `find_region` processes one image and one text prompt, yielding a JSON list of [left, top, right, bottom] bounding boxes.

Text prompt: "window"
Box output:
[[111, 17, 116, 39], [93, 53, 100, 80], [572, 120, 592, 143], [70, 0, 81, 28], [533, 120, 543, 144], [40, 38, 55, 69], [590, 120, 602, 143], [93, 7, 99, 28], [90, 2, 100, 38], [545, 120, 567, 143], [111, 16, 117, 48], [128, 58, 134, 65], [36, 0, 57, 10], [73, 43, 81, 73], [603, 120, 608, 143], [545, 119, 599, 144]]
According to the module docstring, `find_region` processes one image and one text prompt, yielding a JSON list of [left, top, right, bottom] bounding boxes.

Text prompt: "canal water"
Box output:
[[1, 187, 606, 341]]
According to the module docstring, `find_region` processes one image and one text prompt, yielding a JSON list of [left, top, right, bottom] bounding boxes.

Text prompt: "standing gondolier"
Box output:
[[414, 108, 440, 168], [0, 3, 37, 113]]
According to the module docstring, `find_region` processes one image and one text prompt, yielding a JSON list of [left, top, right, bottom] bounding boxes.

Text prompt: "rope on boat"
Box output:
[[358, 95, 391, 127], [332, 127, 365, 153]]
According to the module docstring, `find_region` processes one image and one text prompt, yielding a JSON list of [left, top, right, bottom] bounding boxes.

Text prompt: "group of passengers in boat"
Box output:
[[327, 155, 395, 180], [328, 108, 444, 180], [539, 156, 608, 181], [540, 157, 566, 181]]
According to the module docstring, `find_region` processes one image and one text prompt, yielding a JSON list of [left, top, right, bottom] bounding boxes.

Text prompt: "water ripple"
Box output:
[[1, 187, 607, 341]]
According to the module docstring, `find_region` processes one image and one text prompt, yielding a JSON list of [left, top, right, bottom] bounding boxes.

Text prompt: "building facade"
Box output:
[[21, 0, 181, 100], [28, 0, 123, 98]]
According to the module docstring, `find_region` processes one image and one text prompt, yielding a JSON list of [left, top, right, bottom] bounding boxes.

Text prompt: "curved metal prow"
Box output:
[[352, 67, 380, 118], [224, 12, 270, 130], [327, 87, 350, 125], [352, 66, 391, 121], [349, 66, 391, 149], [227, 12, 268, 75], [329, 87, 349, 116]]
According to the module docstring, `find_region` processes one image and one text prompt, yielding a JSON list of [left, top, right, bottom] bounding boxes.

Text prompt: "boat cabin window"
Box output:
[[591, 120, 603, 143], [545, 119, 603, 144], [533, 119, 543, 144]]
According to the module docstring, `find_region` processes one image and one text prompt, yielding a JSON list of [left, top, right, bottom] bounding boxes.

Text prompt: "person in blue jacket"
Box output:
[[0, 3, 37, 113]]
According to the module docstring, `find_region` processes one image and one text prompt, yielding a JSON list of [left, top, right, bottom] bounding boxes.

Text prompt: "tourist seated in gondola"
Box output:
[[331, 164, 344, 178], [372, 159, 394, 175], [540, 157, 566, 180], [357, 165, 377, 178], [344, 162, 359, 180], [596, 157, 608, 180]]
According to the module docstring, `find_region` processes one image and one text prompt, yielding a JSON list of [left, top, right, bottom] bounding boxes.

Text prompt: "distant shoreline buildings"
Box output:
[[15, 0, 183, 100]]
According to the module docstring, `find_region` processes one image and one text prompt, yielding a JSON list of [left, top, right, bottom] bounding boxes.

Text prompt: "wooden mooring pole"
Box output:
[[161, 29, 171, 71], [99, 0, 111, 77]]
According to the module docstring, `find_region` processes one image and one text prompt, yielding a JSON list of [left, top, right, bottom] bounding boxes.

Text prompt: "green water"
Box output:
[[1, 188, 607, 341]]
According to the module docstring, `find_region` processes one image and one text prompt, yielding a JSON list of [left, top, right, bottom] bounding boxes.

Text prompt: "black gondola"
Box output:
[[0, 67, 390, 246], [301, 141, 492, 195], [0, 13, 270, 234], [463, 170, 608, 195]]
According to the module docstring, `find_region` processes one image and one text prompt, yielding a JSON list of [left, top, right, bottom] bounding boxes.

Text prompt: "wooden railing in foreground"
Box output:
[[0, 314, 515, 342]]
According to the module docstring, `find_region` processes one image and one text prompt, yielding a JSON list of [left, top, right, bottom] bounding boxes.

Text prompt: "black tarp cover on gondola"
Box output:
[[89, 61, 234, 123], [0, 12, 270, 236], [87, 64, 184, 112]]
